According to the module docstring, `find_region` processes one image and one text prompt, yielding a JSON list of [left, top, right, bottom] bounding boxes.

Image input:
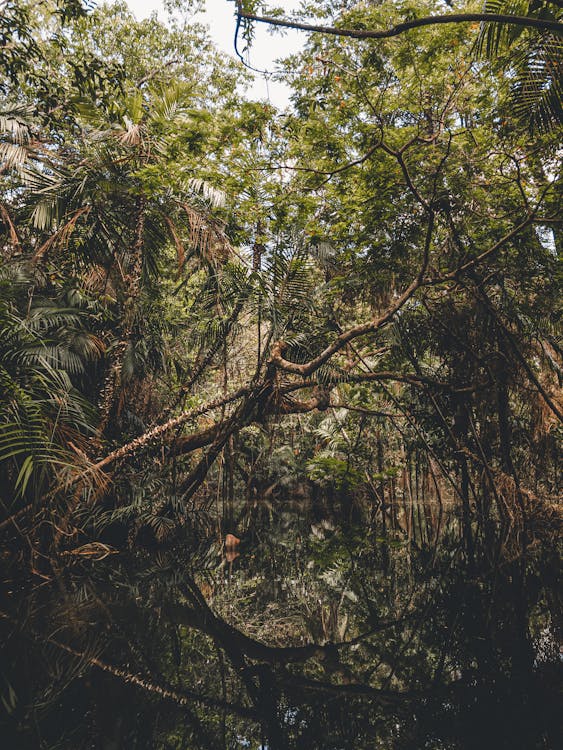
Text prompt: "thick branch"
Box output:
[[270, 277, 421, 377], [88, 387, 250, 473], [271, 206, 541, 378], [163, 590, 409, 666], [171, 423, 223, 455], [236, 7, 563, 40], [164, 602, 325, 664], [174, 384, 333, 499]]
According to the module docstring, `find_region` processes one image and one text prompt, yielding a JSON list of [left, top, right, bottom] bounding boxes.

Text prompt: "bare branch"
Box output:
[[270, 275, 422, 376], [235, 5, 563, 41]]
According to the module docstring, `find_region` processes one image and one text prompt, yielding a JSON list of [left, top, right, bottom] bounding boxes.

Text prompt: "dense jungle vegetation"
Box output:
[[1, 1, 561, 748]]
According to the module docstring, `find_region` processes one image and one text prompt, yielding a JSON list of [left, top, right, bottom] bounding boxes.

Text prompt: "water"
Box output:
[[1, 496, 560, 749]]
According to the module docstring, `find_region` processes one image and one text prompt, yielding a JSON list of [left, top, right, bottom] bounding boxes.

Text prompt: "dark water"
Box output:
[[1, 497, 561, 749]]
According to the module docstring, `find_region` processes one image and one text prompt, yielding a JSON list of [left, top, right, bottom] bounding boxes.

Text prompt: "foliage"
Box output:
[[477, 0, 562, 132], [0, 3, 561, 745], [0, 265, 99, 503]]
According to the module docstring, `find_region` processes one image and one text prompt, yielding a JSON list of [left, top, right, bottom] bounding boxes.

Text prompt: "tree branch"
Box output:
[[235, 6, 563, 41], [87, 387, 250, 473], [270, 275, 422, 376], [0, 610, 256, 720]]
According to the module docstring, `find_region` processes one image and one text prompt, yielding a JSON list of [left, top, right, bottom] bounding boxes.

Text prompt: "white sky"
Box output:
[[123, 0, 306, 106]]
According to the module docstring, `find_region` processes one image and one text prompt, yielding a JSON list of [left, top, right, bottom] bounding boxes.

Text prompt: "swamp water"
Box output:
[[1, 496, 561, 749]]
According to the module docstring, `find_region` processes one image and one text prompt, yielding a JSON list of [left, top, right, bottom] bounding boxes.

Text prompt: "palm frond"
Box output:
[[0, 105, 34, 145], [179, 202, 233, 266], [476, 0, 563, 131], [187, 177, 226, 208], [510, 32, 563, 131], [477, 0, 531, 58]]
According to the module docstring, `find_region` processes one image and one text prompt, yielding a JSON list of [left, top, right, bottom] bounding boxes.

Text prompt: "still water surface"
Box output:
[[1, 497, 561, 749]]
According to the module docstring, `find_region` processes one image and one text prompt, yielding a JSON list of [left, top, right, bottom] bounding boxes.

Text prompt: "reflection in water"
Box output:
[[1, 495, 561, 749]]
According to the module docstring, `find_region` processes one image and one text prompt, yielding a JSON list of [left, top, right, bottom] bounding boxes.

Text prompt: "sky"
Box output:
[[123, 0, 306, 107]]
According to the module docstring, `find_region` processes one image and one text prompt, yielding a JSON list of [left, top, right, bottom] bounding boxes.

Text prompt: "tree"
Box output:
[[0, 1, 249, 536], [1, 3, 561, 749], [233, 0, 562, 131], [0, 0, 560, 556]]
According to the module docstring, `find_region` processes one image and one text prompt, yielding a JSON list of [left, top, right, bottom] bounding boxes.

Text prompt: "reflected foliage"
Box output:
[[0, 1, 561, 749], [1, 494, 560, 749]]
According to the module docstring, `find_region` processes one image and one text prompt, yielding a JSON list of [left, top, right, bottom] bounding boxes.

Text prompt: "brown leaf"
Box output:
[[164, 215, 185, 271], [225, 533, 240, 548]]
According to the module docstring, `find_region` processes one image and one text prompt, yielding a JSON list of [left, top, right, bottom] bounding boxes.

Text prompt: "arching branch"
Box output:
[[235, 4, 563, 41], [270, 275, 422, 377]]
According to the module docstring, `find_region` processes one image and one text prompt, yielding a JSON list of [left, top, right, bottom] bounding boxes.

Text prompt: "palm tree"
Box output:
[[0, 264, 100, 512], [0, 79, 240, 540], [19, 83, 233, 435]]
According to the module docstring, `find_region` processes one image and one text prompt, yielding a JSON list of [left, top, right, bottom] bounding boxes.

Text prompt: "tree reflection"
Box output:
[[1, 497, 560, 749]]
